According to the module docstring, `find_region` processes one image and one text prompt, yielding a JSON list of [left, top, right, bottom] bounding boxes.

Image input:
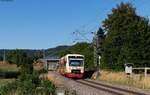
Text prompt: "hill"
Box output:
[[45, 45, 70, 57], [0, 45, 70, 61]]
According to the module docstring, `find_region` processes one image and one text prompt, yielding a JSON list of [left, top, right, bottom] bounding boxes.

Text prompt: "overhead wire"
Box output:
[[72, 17, 101, 43], [67, 22, 99, 45]]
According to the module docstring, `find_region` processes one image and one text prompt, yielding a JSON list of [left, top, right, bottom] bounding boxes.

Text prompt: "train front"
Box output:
[[65, 54, 84, 78]]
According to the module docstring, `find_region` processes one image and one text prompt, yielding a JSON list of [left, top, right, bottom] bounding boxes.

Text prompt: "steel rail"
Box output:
[[84, 80, 146, 95], [76, 79, 147, 95]]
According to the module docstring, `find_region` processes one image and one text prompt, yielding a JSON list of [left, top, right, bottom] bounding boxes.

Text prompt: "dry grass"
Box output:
[[0, 61, 18, 72], [0, 61, 43, 72], [137, 77, 150, 89], [97, 70, 150, 90]]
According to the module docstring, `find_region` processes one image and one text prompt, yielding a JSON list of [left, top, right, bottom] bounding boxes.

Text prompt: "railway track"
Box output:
[[76, 79, 148, 95]]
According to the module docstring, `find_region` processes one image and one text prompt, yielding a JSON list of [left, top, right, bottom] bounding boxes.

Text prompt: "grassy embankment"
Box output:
[[95, 70, 150, 90]]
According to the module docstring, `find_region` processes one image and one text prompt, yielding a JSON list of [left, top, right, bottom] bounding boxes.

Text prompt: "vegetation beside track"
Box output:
[[94, 70, 150, 90]]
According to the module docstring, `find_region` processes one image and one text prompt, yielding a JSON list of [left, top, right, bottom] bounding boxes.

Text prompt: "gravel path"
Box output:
[[47, 71, 150, 95], [47, 71, 122, 95]]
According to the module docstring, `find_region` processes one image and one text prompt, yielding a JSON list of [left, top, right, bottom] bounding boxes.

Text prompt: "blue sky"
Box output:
[[0, 0, 149, 49]]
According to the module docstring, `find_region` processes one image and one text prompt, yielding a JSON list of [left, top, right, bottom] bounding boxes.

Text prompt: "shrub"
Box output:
[[0, 80, 17, 95]]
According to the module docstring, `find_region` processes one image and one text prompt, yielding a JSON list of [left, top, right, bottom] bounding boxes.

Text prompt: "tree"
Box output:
[[32, 50, 43, 61], [0, 56, 3, 61], [7, 49, 27, 66], [97, 27, 105, 56], [102, 2, 150, 70], [6, 49, 33, 73]]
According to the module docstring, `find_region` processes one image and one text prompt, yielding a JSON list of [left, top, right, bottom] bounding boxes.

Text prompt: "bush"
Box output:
[[0, 70, 56, 95], [17, 79, 36, 95], [41, 80, 55, 95]]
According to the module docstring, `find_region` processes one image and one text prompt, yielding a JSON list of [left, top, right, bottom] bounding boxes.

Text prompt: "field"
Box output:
[[96, 70, 150, 90], [0, 62, 18, 72], [0, 62, 18, 88]]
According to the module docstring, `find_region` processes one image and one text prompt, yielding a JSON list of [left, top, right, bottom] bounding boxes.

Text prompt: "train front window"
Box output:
[[69, 60, 83, 66]]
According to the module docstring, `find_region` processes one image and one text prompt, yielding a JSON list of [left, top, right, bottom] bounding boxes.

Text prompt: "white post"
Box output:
[[99, 56, 101, 68], [98, 56, 101, 73]]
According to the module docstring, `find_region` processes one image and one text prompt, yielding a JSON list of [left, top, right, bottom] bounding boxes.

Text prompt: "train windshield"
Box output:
[[69, 59, 83, 66]]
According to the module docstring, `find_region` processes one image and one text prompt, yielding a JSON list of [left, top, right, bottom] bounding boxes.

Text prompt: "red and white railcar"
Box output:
[[59, 54, 84, 78]]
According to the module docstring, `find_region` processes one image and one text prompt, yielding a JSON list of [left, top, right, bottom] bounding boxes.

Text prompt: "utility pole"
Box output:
[[43, 49, 45, 59], [93, 32, 98, 69], [93, 27, 105, 79], [93, 32, 100, 79]]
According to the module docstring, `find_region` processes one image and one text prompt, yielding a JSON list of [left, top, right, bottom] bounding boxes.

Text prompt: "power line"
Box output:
[[72, 14, 101, 43], [72, 26, 99, 43]]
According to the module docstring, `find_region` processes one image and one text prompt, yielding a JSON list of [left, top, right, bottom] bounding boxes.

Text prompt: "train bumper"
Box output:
[[65, 73, 84, 78]]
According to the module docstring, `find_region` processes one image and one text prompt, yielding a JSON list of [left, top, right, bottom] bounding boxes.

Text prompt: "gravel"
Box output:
[[47, 71, 121, 95]]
